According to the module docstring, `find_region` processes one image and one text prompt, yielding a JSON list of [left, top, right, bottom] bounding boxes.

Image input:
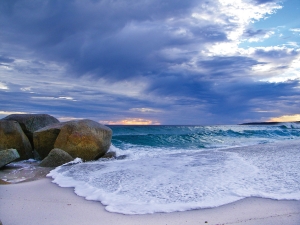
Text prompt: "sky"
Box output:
[[0, 0, 299, 125]]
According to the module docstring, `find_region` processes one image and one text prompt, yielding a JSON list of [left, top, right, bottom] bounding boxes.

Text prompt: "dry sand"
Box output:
[[1, 178, 300, 225]]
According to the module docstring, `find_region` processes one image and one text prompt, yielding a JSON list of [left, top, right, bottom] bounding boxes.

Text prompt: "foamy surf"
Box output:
[[48, 124, 300, 214]]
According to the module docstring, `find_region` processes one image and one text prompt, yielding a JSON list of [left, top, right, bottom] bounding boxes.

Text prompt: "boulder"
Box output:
[[0, 120, 33, 159], [33, 123, 65, 159], [0, 149, 20, 169], [39, 148, 74, 167], [33, 119, 112, 161], [54, 119, 112, 160], [2, 114, 59, 147]]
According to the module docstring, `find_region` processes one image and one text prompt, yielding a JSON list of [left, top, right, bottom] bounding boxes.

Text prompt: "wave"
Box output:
[[278, 122, 300, 129], [48, 139, 300, 214], [47, 125, 300, 214], [109, 124, 300, 150]]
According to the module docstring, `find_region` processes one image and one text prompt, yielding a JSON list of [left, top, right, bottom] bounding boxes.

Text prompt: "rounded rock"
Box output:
[[39, 148, 74, 167], [0, 149, 20, 169], [0, 120, 33, 159], [54, 119, 112, 161]]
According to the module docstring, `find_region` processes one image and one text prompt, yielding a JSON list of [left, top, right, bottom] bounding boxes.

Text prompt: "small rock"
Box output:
[[39, 148, 74, 167], [101, 151, 116, 159], [0, 149, 20, 169], [116, 155, 127, 160]]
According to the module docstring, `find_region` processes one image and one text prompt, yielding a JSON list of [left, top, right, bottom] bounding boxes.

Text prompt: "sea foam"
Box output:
[[48, 138, 300, 214]]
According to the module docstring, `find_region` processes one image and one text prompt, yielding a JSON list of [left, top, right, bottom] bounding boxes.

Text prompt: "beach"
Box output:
[[1, 125, 300, 224], [1, 178, 300, 225]]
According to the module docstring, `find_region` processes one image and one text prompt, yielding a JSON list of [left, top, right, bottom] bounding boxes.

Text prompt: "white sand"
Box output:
[[1, 178, 300, 225]]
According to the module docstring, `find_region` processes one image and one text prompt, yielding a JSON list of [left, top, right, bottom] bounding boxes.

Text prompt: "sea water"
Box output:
[[48, 124, 300, 214]]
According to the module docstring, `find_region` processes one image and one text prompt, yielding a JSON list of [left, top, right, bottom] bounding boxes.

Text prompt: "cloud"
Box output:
[[0, 110, 28, 117], [253, 47, 298, 59], [0, 56, 14, 64], [58, 116, 85, 122], [0, 0, 279, 81], [130, 108, 162, 113], [253, 0, 280, 4], [0, 82, 9, 90], [31, 96, 76, 101], [0, 0, 299, 124], [290, 28, 300, 33], [243, 29, 268, 38], [242, 27, 278, 45]]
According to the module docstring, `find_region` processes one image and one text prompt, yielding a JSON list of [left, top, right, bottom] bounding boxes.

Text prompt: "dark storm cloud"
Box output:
[[212, 80, 300, 124], [254, 48, 299, 59], [207, 79, 299, 124], [209, 79, 300, 110], [0, 56, 14, 64], [146, 56, 262, 99], [145, 56, 261, 115], [197, 56, 260, 77], [0, 0, 298, 124], [0, 0, 229, 80], [0, 77, 161, 122], [145, 66, 300, 123]]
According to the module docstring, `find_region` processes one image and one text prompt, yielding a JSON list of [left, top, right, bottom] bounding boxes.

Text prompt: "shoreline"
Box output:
[[1, 178, 300, 225]]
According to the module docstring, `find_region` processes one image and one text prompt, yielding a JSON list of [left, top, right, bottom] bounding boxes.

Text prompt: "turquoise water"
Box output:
[[49, 123, 300, 214], [111, 124, 300, 150]]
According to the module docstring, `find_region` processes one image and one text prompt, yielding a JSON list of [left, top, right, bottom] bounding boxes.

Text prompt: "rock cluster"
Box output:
[[3, 114, 60, 147], [0, 114, 113, 168]]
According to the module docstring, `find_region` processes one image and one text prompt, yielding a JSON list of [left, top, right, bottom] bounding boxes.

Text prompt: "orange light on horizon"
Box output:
[[268, 114, 300, 122], [100, 118, 160, 125]]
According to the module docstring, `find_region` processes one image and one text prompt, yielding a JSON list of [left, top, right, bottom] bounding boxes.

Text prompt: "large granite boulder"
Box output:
[[2, 114, 59, 147], [55, 119, 112, 160], [0, 149, 20, 168], [0, 120, 33, 159], [33, 123, 64, 159], [39, 148, 74, 167], [33, 119, 112, 161]]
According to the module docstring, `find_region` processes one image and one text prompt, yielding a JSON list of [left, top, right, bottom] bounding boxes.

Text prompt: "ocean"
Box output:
[[48, 123, 300, 214]]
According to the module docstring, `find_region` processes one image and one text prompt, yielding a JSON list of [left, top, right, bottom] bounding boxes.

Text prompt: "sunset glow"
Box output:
[[268, 114, 300, 122], [100, 118, 161, 125]]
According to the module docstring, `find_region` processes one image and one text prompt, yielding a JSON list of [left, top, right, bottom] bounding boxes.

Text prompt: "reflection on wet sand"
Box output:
[[0, 160, 53, 184]]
